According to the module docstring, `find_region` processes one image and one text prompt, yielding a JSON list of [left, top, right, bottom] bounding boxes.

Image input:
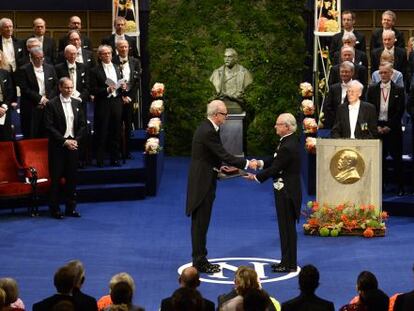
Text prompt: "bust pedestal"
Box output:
[[220, 112, 246, 157]]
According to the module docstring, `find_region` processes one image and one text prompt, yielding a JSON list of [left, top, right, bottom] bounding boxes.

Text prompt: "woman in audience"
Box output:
[[339, 271, 389, 311], [104, 281, 144, 311], [371, 52, 404, 88], [97, 273, 136, 311], [0, 278, 25, 311]]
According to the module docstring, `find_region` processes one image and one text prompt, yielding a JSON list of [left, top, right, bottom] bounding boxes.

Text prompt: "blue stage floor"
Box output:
[[1, 157, 414, 310]]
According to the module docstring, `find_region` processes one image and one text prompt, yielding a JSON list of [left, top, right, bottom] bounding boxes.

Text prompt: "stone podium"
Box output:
[[220, 112, 246, 157], [316, 138, 382, 212]]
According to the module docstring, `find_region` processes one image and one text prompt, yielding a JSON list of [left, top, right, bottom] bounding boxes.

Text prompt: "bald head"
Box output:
[[179, 267, 200, 289]]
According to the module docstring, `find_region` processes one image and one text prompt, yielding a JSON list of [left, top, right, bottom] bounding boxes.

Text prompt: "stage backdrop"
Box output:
[[149, 0, 307, 155]]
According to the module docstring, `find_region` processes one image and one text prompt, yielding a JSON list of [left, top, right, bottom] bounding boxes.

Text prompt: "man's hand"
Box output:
[[243, 173, 256, 181], [107, 85, 116, 94], [122, 96, 132, 104], [64, 139, 78, 150], [0, 107, 6, 118], [248, 159, 258, 170]]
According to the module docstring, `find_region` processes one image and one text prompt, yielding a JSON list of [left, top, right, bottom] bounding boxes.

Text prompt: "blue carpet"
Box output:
[[1, 157, 414, 310]]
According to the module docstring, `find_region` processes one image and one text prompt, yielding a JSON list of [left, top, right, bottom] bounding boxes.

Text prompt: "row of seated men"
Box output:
[[327, 10, 414, 92], [0, 15, 141, 168]]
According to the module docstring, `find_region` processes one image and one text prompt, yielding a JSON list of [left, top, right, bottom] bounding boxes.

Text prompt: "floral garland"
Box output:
[[303, 201, 388, 238], [299, 83, 317, 154], [145, 82, 165, 155]]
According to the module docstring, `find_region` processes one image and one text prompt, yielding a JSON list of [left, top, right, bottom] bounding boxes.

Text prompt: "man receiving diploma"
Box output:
[[186, 100, 257, 273]]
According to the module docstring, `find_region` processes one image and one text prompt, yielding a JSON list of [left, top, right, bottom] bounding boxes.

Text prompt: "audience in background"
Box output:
[[393, 264, 414, 311], [371, 10, 405, 51], [105, 281, 144, 311], [243, 288, 273, 311], [0, 278, 25, 311]]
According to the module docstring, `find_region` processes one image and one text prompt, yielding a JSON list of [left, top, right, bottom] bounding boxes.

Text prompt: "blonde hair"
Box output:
[[109, 272, 135, 293], [234, 266, 260, 296]]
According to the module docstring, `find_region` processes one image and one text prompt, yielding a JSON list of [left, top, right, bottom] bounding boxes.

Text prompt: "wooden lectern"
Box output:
[[316, 138, 382, 213]]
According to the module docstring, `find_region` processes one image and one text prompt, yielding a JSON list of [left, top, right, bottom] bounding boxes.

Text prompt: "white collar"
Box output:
[[348, 100, 360, 111], [207, 118, 219, 132]]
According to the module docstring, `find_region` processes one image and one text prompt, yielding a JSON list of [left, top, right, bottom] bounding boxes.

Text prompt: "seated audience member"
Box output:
[[218, 266, 280, 311], [371, 53, 404, 88], [170, 287, 203, 311], [97, 273, 135, 311], [393, 264, 414, 311], [371, 29, 407, 77], [371, 10, 405, 51], [282, 265, 334, 311], [329, 46, 367, 88], [104, 281, 144, 311], [0, 278, 25, 310], [243, 288, 273, 311], [339, 271, 389, 311], [160, 267, 214, 311], [323, 61, 354, 129], [32, 265, 76, 311], [65, 259, 98, 311], [331, 80, 377, 139], [333, 32, 368, 68]]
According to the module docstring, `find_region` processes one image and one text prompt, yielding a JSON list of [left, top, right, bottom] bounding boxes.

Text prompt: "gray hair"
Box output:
[[68, 29, 81, 39], [279, 113, 297, 132], [109, 272, 135, 293], [348, 80, 364, 93], [98, 44, 113, 55], [382, 10, 396, 22], [379, 62, 394, 72], [341, 46, 355, 57], [66, 260, 85, 287], [206, 100, 225, 117], [26, 37, 41, 48], [0, 18, 12, 29], [64, 44, 77, 54], [29, 47, 43, 56], [342, 32, 356, 43], [340, 60, 355, 72], [382, 29, 395, 39], [116, 39, 129, 48], [59, 77, 73, 87]]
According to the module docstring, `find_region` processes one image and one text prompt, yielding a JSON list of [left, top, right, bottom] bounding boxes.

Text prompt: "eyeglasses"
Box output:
[[217, 112, 228, 117]]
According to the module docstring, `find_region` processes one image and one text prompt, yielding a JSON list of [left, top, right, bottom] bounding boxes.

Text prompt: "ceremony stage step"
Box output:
[[383, 193, 414, 217], [76, 182, 146, 202]]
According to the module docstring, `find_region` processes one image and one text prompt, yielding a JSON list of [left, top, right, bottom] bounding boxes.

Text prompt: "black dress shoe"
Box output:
[[65, 210, 81, 217], [272, 265, 297, 273], [271, 263, 284, 270], [194, 262, 221, 274], [111, 160, 121, 167], [50, 211, 63, 219]]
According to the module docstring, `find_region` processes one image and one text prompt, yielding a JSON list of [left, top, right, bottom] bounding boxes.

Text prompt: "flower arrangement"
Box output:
[[316, 0, 340, 33], [301, 99, 315, 116], [151, 82, 165, 98], [303, 201, 388, 237], [149, 100, 164, 117], [299, 82, 313, 98], [303, 118, 318, 134], [144, 137, 161, 154], [305, 137, 317, 154], [147, 117, 162, 135]]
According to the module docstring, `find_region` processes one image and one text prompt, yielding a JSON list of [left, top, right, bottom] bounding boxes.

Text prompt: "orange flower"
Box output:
[[363, 228, 374, 238], [308, 218, 319, 227], [341, 214, 348, 222], [381, 211, 389, 220]]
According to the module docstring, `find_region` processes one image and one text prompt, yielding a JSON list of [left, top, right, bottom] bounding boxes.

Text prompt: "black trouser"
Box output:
[[275, 189, 297, 268], [122, 102, 133, 157], [191, 181, 217, 265], [94, 97, 123, 162], [49, 144, 78, 212], [379, 124, 403, 189]]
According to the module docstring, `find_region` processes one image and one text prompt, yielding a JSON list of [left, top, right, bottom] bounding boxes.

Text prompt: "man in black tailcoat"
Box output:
[[367, 62, 405, 195], [331, 80, 377, 139], [245, 113, 302, 273], [45, 77, 85, 219], [186, 99, 256, 273], [0, 68, 15, 141]]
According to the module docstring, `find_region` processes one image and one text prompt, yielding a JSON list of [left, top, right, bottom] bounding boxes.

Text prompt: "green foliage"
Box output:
[[149, 0, 307, 155]]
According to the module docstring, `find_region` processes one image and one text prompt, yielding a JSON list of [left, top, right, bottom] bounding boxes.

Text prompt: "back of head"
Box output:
[[51, 300, 75, 311], [66, 259, 85, 288], [0, 277, 19, 305], [171, 287, 203, 311], [109, 272, 135, 293], [0, 288, 6, 309], [299, 265, 319, 294], [243, 288, 271, 311], [180, 267, 200, 289], [108, 304, 129, 311], [54, 266, 75, 295], [110, 281, 133, 305], [357, 271, 378, 292], [234, 266, 260, 296]]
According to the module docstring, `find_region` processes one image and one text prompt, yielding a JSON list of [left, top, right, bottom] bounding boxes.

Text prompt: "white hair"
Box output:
[[279, 113, 297, 132], [0, 18, 12, 29]]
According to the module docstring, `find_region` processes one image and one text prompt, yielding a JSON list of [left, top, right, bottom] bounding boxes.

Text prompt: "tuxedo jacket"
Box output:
[[160, 296, 214, 311], [332, 49, 368, 68], [55, 61, 90, 103], [371, 46, 407, 76], [58, 33, 92, 52], [17, 62, 57, 107], [323, 82, 349, 129], [113, 55, 142, 102], [282, 293, 335, 311], [56, 49, 96, 71], [32, 294, 75, 311], [256, 133, 302, 219], [26, 35, 56, 64], [0, 69, 15, 140], [370, 27, 405, 51], [331, 101, 378, 139], [186, 119, 246, 216], [72, 288, 98, 311], [329, 63, 368, 88], [366, 81, 405, 132], [90, 62, 124, 103], [330, 30, 366, 57], [394, 290, 414, 311], [101, 34, 139, 59], [0, 36, 25, 69], [45, 96, 86, 147]]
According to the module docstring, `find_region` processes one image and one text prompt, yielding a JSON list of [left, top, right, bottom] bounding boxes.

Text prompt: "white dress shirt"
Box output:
[[60, 94, 75, 138], [379, 81, 391, 121], [76, 48, 84, 63], [2, 37, 16, 70], [33, 65, 45, 96], [348, 100, 360, 139], [103, 62, 118, 97]]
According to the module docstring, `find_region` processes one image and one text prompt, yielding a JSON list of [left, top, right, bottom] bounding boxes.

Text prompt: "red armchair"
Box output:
[[0, 141, 37, 215]]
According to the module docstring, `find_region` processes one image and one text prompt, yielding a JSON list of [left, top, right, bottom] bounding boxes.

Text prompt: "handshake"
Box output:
[[218, 159, 260, 181]]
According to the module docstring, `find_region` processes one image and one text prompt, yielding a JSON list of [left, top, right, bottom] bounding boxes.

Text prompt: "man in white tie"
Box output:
[[367, 62, 405, 195], [58, 16, 92, 53], [17, 47, 57, 137], [45, 77, 86, 219], [28, 18, 56, 64], [0, 18, 24, 72]]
